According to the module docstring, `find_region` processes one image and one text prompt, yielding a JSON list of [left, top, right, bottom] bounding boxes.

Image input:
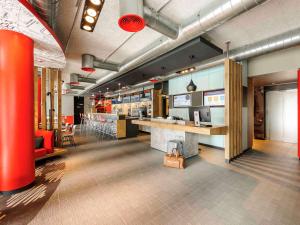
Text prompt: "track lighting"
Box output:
[[176, 67, 196, 74], [80, 0, 105, 32]]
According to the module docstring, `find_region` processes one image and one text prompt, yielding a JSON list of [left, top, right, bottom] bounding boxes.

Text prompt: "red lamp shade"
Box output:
[[118, 14, 145, 32]]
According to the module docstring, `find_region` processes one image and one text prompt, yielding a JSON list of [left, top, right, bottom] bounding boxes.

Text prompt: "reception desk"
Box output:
[[132, 119, 227, 158]]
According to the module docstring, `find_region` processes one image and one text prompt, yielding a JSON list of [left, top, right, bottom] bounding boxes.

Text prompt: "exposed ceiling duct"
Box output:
[[81, 54, 120, 72], [28, 0, 59, 29], [118, 0, 179, 39], [143, 6, 179, 40], [83, 0, 268, 94], [70, 73, 97, 84]]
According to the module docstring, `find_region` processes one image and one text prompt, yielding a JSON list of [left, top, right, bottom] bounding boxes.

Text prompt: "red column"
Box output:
[[298, 69, 300, 160], [0, 30, 35, 193]]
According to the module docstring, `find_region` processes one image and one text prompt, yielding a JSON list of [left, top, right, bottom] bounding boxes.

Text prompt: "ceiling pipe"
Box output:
[[70, 73, 97, 84], [118, 0, 179, 39], [82, 0, 268, 94], [143, 6, 179, 40], [82, 54, 119, 72], [29, 0, 59, 29]]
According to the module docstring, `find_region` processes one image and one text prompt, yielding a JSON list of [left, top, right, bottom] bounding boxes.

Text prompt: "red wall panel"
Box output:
[[298, 69, 300, 160], [0, 30, 35, 192]]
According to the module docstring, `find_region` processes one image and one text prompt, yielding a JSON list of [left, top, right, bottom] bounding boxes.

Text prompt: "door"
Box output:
[[74, 96, 84, 125], [266, 89, 297, 143]]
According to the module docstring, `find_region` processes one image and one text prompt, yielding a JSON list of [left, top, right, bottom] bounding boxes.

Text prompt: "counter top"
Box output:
[[132, 120, 227, 135]]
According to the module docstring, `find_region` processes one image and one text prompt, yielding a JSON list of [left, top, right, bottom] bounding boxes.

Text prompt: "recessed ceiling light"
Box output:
[[83, 25, 92, 31], [90, 0, 101, 5], [87, 8, 97, 17], [85, 15, 95, 23]]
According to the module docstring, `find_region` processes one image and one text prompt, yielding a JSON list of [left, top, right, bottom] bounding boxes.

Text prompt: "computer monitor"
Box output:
[[189, 106, 211, 126], [199, 106, 211, 125]]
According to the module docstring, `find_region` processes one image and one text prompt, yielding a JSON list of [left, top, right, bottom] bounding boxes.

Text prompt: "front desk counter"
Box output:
[[132, 119, 227, 158]]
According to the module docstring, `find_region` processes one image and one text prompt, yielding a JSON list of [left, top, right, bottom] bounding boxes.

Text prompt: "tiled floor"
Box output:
[[3, 135, 300, 225]]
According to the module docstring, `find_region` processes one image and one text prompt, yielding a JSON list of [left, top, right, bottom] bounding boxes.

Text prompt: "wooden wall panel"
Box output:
[[49, 69, 56, 130], [34, 67, 39, 131], [41, 68, 47, 130], [224, 59, 243, 162], [57, 70, 62, 147]]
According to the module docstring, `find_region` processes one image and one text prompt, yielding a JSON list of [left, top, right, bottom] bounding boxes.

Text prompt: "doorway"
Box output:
[[74, 96, 84, 125], [248, 70, 298, 158]]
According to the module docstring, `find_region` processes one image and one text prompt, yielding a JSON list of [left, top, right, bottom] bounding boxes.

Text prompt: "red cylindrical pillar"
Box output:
[[0, 30, 35, 192], [298, 69, 300, 160]]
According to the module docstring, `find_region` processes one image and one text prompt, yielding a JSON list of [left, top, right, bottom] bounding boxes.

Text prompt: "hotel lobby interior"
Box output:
[[1, 0, 300, 224]]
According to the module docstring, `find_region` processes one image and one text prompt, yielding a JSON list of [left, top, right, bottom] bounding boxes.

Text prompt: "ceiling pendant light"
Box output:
[[186, 74, 197, 92]]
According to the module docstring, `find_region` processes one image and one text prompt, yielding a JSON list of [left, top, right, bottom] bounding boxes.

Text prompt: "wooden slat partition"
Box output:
[[49, 69, 56, 130], [34, 67, 39, 131], [224, 59, 243, 162], [248, 77, 254, 149], [41, 68, 47, 130], [57, 70, 62, 147]]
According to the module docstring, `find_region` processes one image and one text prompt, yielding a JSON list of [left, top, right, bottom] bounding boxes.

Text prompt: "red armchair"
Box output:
[[35, 130, 54, 159]]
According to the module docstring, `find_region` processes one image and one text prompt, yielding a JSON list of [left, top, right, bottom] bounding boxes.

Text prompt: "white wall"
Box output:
[[62, 95, 74, 116], [248, 45, 300, 76]]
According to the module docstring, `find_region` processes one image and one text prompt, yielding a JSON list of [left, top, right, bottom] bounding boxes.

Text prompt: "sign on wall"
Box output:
[[173, 94, 192, 107], [203, 89, 225, 107]]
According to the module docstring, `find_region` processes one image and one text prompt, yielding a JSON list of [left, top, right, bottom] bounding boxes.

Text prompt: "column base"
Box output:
[[0, 181, 35, 196]]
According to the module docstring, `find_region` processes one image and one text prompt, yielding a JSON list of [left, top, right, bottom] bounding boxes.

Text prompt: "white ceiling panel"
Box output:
[[144, 0, 171, 11], [206, 0, 300, 50], [108, 26, 164, 63]]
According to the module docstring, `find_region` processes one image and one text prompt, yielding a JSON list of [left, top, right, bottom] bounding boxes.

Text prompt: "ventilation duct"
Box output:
[[82, 54, 119, 72], [118, 0, 145, 32], [83, 0, 267, 94], [143, 6, 179, 40], [118, 0, 179, 39], [70, 73, 97, 84], [28, 0, 59, 29]]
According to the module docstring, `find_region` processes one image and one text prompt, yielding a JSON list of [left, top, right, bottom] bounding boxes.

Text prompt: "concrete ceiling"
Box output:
[[55, 0, 300, 95]]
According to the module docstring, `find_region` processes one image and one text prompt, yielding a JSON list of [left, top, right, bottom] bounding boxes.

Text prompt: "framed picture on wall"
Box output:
[[203, 89, 225, 107], [173, 94, 192, 107]]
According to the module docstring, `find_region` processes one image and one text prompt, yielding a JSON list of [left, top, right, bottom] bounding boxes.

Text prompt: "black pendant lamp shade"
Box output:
[[186, 79, 197, 92]]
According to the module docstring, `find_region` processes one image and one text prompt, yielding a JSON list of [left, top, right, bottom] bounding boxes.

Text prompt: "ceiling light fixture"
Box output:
[[83, 25, 92, 31], [87, 8, 97, 17], [81, 0, 105, 32], [85, 15, 95, 23], [176, 67, 196, 75], [90, 0, 101, 5]]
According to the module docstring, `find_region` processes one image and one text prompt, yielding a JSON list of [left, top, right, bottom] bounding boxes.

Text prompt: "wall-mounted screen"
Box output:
[[173, 94, 192, 107], [203, 89, 225, 107]]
